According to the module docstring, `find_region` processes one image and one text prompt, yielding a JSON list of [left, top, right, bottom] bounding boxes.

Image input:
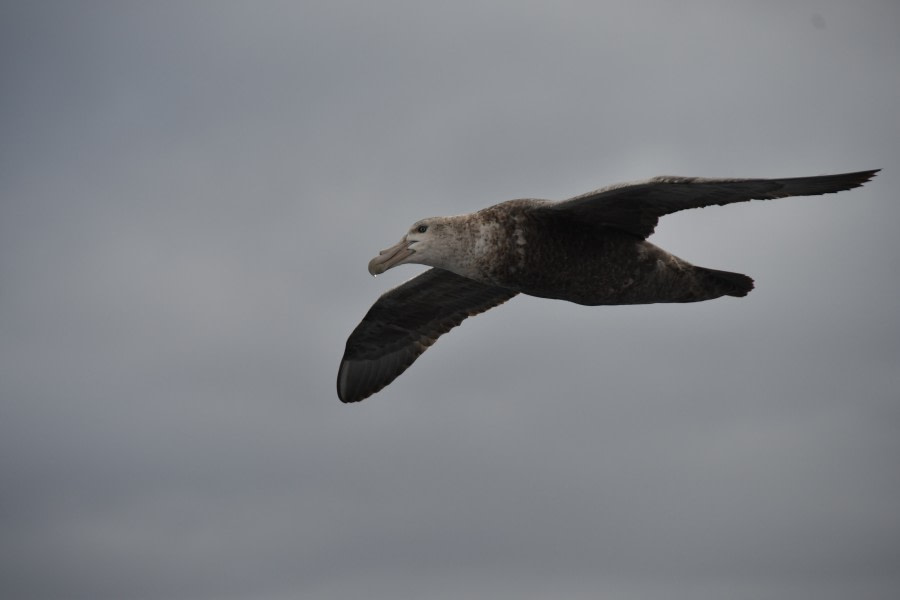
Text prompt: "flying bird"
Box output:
[[337, 169, 879, 403]]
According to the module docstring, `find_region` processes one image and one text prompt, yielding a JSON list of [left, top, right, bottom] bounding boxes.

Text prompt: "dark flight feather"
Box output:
[[542, 170, 880, 238], [338, 268, 516, 403]]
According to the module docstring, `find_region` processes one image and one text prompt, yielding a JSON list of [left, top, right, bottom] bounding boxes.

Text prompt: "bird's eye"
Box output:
[[416, 225, 428, 233]]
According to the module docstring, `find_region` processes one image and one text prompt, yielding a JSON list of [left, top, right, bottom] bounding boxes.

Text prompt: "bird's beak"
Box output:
[[368, 237, 415, 276]]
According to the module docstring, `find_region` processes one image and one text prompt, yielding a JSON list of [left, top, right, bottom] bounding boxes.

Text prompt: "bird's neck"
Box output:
[[435, 207, 530, 286]]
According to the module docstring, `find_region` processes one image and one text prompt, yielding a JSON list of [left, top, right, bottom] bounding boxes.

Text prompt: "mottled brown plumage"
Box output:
[[338, 169, 879, 403]]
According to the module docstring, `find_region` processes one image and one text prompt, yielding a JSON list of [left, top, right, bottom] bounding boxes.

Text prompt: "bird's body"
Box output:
[[338, 170, 879, 403], [441, 199, 751, 306]]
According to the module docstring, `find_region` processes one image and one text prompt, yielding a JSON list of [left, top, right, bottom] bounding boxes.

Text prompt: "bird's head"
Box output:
[[367, 217, 457, 276]]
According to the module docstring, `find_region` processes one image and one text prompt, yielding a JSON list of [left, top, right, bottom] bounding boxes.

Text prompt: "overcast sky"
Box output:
[[1, 2, 898, 599]]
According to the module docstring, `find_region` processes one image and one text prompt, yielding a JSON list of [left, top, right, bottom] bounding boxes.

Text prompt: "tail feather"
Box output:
[[698, 267, 755, 297]]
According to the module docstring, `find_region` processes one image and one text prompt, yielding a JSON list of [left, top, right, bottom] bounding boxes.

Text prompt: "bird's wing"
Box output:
[[337, 268, 518, 403], [537, 169, 879, 239]]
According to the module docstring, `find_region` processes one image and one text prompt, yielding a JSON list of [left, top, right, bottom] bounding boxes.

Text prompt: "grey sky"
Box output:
[[1, 2, 898, 599]]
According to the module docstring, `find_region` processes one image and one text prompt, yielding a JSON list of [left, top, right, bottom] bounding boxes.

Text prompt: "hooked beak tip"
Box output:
[[367, 259, 383, 276]]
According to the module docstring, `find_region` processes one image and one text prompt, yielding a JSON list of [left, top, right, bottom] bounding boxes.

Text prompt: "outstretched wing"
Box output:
[[337, 268, 518, 403], [539, 169, 879, 239]]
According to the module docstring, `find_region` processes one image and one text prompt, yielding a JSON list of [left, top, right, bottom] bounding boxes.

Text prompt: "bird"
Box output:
[[337, 169, 879, 403]]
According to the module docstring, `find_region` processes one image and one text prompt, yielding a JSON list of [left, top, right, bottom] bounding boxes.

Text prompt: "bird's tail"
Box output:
[[696, 267, 755, 297]]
